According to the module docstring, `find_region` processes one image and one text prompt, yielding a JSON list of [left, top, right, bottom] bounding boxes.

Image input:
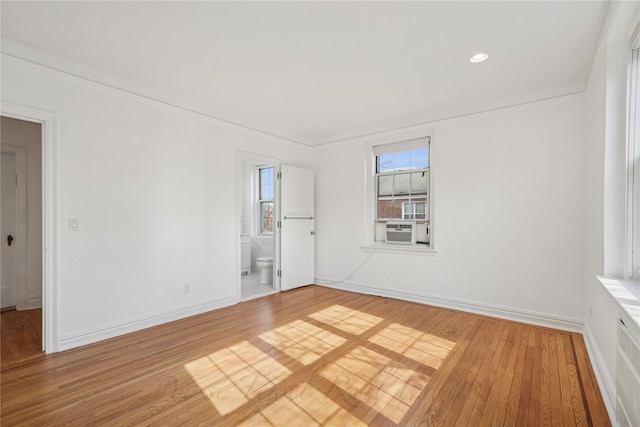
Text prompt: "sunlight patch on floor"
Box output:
[[237, 383, 366, 427], [320, 346, 430, 424], [308, 305, 383, 335], [368, 323, 455, 369], [184, 341, 291, 415], [185, 306, 455, 423], [259, 319, 347, 365]]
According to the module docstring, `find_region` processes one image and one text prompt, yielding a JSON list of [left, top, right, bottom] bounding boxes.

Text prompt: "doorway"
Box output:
[[237, 153, 280, 301], [1, 116, 44, 364], [2, 151, 18, 309]]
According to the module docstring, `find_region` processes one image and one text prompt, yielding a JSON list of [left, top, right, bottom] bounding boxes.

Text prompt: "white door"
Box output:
[[1, 152, 18, 309], [280, 165, 314, 291]]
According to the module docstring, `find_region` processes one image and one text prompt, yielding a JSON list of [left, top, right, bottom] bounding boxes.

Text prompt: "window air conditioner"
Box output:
[[385, 221, 416, 244]]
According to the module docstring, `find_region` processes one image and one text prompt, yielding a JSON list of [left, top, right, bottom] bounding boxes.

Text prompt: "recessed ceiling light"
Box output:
[[470, 52, 489, 63]]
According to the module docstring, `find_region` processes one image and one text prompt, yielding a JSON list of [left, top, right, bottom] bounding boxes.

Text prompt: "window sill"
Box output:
[[361, 242, 437, 256], [596, 275, 640, 333]]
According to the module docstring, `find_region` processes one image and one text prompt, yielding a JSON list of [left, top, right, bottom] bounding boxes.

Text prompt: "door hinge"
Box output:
[[277, 172, 282, 179], [277, 270, 281, 277], [277, 220, 281, 228]]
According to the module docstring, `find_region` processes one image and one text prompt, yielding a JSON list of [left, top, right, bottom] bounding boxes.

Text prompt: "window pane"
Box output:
[[261, 201, 273, 233], [393, 173, 410, 195], [260, 168, 274, 200], [378, 199, 402, 220], [411, 198, 428, 220], [393, 151, 411, 171], [410, 171, 427, 194], [401, 201, 427, 220], [402, 202, 413, 220], [378, 154, 394, 173], [410, 149, 428, 169], [378, 175, 393, 196]]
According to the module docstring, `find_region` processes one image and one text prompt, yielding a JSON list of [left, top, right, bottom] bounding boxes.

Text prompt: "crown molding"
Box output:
[[312, 81, 586, 148], [3, 38, 591, 149], [1, 38, 314, 148]]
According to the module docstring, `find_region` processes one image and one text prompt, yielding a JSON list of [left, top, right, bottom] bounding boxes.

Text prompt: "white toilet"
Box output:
[[256, 256, 273, 284]]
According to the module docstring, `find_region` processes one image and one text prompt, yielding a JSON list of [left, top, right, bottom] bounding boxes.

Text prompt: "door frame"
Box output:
[[236, 151, 281, 300], [1, 103, 57, 353], [1, 146, 27, 310]]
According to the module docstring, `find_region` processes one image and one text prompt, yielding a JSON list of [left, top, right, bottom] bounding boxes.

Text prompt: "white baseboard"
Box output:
[[58, 296, 238, 351], [315, 277, 583, 333], [23, 297, 42, 310], [583, 324, 617, 424]]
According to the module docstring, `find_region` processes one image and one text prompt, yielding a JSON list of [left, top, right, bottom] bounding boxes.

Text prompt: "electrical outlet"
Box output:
[[184, 284, 190, 294]]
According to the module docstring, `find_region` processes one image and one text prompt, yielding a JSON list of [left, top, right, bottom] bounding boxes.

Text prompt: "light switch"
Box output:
[[69, 218, 79, 231]]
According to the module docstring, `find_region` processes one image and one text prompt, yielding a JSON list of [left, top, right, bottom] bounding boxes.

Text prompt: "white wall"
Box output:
[[314, 94, 587, 326], [0, 116, 43, 309], [1, 54, 311, 350]]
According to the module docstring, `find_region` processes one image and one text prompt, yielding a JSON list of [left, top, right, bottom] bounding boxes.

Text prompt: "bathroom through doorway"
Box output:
[[237, 152, 279, 301]]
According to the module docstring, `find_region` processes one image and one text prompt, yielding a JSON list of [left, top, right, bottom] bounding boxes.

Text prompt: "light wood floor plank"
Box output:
[[452, 320, 507, 427], [0, 286, 611, 426]]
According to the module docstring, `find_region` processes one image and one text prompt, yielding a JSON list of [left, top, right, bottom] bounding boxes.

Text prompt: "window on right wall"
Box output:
[[372, 137, 431, 248], [627, 46, 640, 279]]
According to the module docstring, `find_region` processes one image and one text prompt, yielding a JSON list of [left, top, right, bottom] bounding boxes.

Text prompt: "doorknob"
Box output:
[[7, 235, 13, 246]]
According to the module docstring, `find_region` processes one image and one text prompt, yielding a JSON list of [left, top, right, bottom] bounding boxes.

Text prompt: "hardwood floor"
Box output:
[[0, 286, 610, 426], [1, 308, 43, 368]]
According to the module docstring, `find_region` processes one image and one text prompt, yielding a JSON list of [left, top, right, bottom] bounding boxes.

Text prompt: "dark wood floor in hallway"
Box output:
[[1, 308, 43, 369], [0, 286, 610, 426]]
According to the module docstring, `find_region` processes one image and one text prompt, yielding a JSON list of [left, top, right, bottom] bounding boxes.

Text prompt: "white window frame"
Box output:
[[402, 201, 427, 220], [626, 43, 640, 280], [363, 132, 435, 255], [257, 166, 274, 235]]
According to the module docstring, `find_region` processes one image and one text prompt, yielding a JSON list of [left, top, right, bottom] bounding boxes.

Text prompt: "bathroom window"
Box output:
[[259, 167, 274, 234]]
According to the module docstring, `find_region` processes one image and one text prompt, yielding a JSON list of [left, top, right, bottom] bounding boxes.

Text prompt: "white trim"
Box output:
[[372, 137, 429, 156], [584, 324, 617, 423], [0, 145, 28, 311], [315, 83, 585, 146], [626, 47, 640, 279], [1, 40, 312, 148], [596, 275, 640, 334], [58, 297, 237, 351], [315, 278, 583, 332], [0, 102, 57, 353], [361, 243, 436, 256], [23, 297, 42, 310], [2, 38, 593, 149], [586, 1, 620, 93]]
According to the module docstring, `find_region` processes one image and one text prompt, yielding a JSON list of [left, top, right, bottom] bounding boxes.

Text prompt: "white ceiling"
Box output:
[[1, 1, 608, 146]]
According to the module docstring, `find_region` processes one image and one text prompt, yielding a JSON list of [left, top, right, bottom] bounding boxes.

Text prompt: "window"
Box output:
[[258, 167, 274, 234], [369, 137, 432, 250], [403, 201, 426, 220], [627, 47, 640, 279], [376, 145, 429, 222]]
